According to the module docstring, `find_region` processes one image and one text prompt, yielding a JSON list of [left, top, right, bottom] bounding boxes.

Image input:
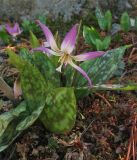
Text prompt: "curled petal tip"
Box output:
[[36, 20, 58, 51]]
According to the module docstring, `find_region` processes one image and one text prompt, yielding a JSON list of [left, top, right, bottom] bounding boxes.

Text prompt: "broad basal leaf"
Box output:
[[120, 12, 131, 32], [102, 36, 111, 50], [19, 49, 60, 87], [83, 26, 101, 47], [0, 50, 48, 151], [104, 10, 112, 31], [75, 46, 128, 87], [8, 49, 47, 111], [95, 7, 106, 30], [40, 87, 76, 133], [32, 52, 60, 87], [0, 101, 27, 152]]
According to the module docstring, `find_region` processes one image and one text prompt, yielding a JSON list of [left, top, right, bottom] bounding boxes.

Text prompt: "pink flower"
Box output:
[[5, 23, 22, 37], [34, 20, 105, 86]]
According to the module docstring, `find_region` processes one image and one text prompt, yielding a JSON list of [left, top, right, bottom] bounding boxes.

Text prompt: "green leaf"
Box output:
[[102, 36, 111, 50], [83, 26, 101, 46], [95, 39, 103, 50], [95, 7, 106, 30], [21, 20, 40, 35], [104, 10, 112, 31], [0, 101, 27, 152], [0, 99, 47, 152], [135, 17, 137, 30], [0, 50, 49, 151], [8, 50, 48, 111], [76, 83, 137, 91], [32, 52, 60, 88], [75, 46, 128, 87], [7, 49, 26, 71], [40, 87, 76, 133], [19, 49, 60, 87], [19, 48, 33, 62], [0, 29, 10, 44], [120, 12, 131, 32], [30, 31, 40, 48]]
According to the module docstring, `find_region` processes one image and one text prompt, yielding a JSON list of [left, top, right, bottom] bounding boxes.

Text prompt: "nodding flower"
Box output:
[[33, 20, 105, 87], [5, 23, 22, 37]]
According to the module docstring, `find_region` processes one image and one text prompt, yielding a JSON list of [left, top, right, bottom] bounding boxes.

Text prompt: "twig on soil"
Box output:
[[95, 92, 112, 107], [80, 120, 95, 138], [120, 68, 137, 81], [126, 114, 137, 160], [128, 47, 137, 61]]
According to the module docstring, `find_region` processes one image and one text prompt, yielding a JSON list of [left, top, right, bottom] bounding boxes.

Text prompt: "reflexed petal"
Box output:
[[61, 24, 78, 54], [13, 23, 19, 32], [74, 51, 105, 61], [32, 47, 60, 56], [43, 41, 50, 47], [69, 60, 92, 87], [5, 24, 13, 34], [36, 20, 59, 51], [14, 23, 22, 34]]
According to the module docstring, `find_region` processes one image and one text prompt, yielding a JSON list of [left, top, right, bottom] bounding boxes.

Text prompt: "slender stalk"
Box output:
[[71, 20, 82, 86]]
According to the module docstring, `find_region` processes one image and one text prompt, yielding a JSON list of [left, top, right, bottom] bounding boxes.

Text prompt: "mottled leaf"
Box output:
[[0, 101, 27, 152], [83, 26, 100, 47], [74, 46, 128, 87], [32, 52, 60, 87], [96, 39, 103, 50], [104, 10, 112, 31], [95, 7, 106, 30], [0, 50, 48, 151], [40, 87, 76, 133], [19, 49, 60, 87], [120, 12, 131, 32], [102, 36, 111, 50]]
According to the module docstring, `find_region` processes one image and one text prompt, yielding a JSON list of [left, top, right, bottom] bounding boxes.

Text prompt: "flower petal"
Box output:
[[43, 41, 50, 47], [61, 24, 78, 54], [32, 47, 60, 56], [69, 60, 92, 87], [5, 23, 22, 36], [13, 23, 19, 32], [36, 20, 59, 51], [74, 51, 105, 61], [13, 23, 22, 34], [5, 24, 13, 35]]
